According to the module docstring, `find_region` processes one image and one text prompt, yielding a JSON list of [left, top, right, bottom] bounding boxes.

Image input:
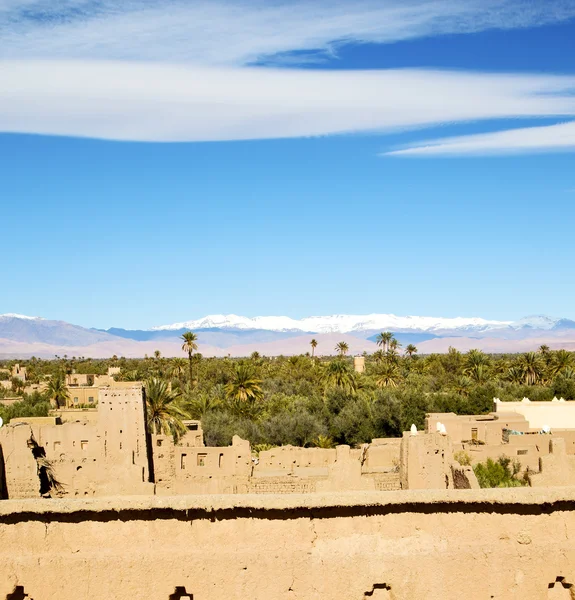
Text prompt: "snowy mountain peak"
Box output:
[[152, 313, 514, 334], [0, 313, 43, 321]]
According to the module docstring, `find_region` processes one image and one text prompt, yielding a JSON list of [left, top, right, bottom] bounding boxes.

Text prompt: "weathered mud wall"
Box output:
[[1, 488, 575, 600]]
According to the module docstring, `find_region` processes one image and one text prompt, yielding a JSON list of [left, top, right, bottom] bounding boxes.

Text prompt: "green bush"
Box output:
[[473, 456, 527, 488]]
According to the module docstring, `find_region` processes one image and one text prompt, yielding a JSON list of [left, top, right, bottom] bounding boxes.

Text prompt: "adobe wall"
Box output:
[[0, 384, 152, 499], [1, 489, 575, 600], [494, 400, 575, 430], [153, 438, 402, 495]]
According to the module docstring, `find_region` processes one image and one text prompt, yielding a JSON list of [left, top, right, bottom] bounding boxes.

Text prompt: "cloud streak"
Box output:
[[385, 121, 575, 156], [1, 61, 575, 142], [1, 0, 575, 65]]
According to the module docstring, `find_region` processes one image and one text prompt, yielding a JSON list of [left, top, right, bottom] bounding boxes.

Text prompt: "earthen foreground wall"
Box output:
[[1, 488, 575, 600]]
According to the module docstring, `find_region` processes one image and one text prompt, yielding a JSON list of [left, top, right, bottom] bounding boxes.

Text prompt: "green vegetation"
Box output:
[[473, 456, 529, 488], [145, 378, 188, 442], [0, 392, 51, 423], [2, 341, 575, 447]]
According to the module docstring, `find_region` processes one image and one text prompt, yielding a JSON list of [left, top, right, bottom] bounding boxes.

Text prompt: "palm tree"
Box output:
[[335, 341, 349, 357], [375, 362, 402, 388], [47, 375, 70, 409], [405, 344, 418, 358], [539, 344, 550, 355], [389, 337, 401, 352], [312, 435, 336, 449], [225, 363, 264, 403], [520, 352, 543, 385], [451, 375, 473, 396], [464, 349, 490, 375], [250, 351, 261, 361], [468, 363, 491, 384], [320, 360, 356, 394], [376, 331, 393, 353], [184, 387, 222, 419], [154, 350, 161, 360], [181, 331, 199, 383], [550, 349, 573, 377], [507, 366, 524, 385], [170, 358, 188, 379], [310, 339, 318, 359], [145, 378, 189, 442]]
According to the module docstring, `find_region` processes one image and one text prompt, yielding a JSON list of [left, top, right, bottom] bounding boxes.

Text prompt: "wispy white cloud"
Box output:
[[1, 61, 575, 142], [2, 1, 575, 146], [385, 121, 575, 156], [1, 0, 575, 65]]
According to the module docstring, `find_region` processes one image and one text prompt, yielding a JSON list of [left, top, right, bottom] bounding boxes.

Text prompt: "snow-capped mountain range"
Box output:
[[151, 313, 563, 334], [1, 312, 575, 358]]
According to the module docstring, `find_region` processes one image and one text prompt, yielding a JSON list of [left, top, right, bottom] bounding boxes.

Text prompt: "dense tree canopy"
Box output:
[[2, 343, 575, 448]]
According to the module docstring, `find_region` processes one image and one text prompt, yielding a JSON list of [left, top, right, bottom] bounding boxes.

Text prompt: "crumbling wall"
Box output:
[[400, 432, 453, 490], [451, 463, 480, 489], [154, 435, 252, 495], [0, 384, 153, 499], [531, 438, 575, 488], [1, 489, 575, 599]]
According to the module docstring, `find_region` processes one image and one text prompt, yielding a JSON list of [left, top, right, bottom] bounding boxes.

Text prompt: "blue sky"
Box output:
[[1, 0, 575, 329]]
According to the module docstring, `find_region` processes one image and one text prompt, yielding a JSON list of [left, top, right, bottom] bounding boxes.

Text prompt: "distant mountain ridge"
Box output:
[[151, 313, 512, 333], [2, 312, 575, 358], [150, 313, 575, 335]]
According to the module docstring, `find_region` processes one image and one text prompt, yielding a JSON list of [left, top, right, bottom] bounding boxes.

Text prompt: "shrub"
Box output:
[[473, 456, 527, 488], [453, 451, 472, 466]]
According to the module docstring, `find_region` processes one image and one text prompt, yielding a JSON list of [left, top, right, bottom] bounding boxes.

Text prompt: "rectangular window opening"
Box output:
[[197, 453, 207, 467]]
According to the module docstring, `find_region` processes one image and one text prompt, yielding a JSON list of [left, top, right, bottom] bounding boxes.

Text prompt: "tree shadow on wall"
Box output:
[[6, 586, 32, 600], [0, 444, 8, 500], [168, 587, 193, 600]]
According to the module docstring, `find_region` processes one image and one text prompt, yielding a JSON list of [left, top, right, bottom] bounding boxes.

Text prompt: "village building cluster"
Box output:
[[2, 377, 575, 499]]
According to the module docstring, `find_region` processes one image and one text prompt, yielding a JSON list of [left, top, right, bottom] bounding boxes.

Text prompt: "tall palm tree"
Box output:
[[386, 347, 400, 364], [47, 375, 70, 409], [375, 362, 401, 388], [376, 331, 393, 353], [310, 339, 318, 359], [180, 331, 199, 383], [225, 363, 264, 403], [464, 349, 490, 374], [405, 344, 418, 358], [154, 350, 161, 360], [389, 338, 401, 352], [335, 341, 349, 357], [320, 360, 356, 394], [145, 378, 189, 441], [550, 349, 573, 377], [520, 352, 543, 385], [539, 344, 550, 355]]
